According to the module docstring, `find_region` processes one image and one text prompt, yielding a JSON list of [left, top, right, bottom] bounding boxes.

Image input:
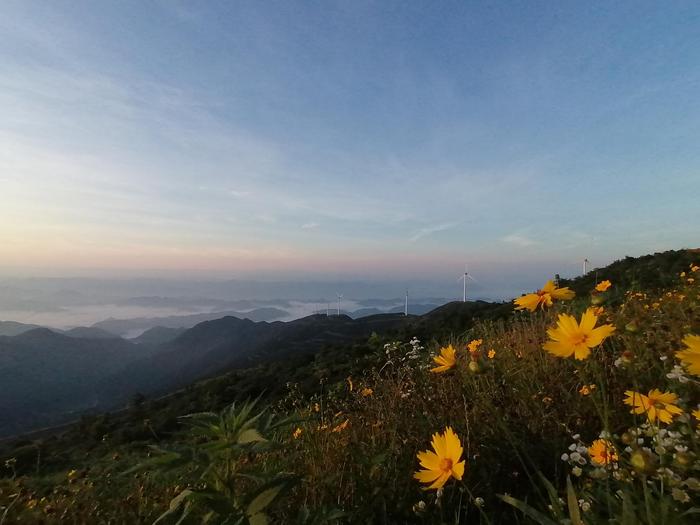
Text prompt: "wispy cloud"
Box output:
[[502, 233, 537, 247], [409, 223, 458, 243], [301, 222, 319, 229]]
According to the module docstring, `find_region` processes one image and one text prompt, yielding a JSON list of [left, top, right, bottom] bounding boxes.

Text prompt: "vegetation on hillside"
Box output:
[[1, 250, 698, 523]]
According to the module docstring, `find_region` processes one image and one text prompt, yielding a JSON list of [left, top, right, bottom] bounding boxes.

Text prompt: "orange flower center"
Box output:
[[572, 333, 589, 345], [439, 458, 453, 472]]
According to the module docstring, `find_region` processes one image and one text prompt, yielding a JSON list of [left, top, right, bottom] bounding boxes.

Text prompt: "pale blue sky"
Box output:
[[1, 1, 699, 283]]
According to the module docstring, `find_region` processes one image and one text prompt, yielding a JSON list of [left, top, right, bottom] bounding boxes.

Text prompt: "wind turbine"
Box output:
[[583, 258, 590, 275], [336, 293, 343, 316], [458, 264, 475, 302], [404, 289, 409, 316]]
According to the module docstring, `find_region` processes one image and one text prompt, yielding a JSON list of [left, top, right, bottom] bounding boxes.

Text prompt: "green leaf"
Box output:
[[497, 494, 558, 525], [247, 485, 283, 516], [565, 477, 583, 525], [621, 492, 637, 525], [248, 513, 268, 525], [238, 428, 267, 444], [153, 489, 193, 524]]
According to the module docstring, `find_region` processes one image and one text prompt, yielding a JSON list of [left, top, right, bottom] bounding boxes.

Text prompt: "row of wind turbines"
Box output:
[[327, 259, 592, 317]]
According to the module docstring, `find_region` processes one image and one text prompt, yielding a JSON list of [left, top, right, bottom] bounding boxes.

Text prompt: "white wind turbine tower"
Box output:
[[404, 289, 409, 316], [583, 258, 590, 275], [458, 264, 475, 302], [336, 292, 343, 316]]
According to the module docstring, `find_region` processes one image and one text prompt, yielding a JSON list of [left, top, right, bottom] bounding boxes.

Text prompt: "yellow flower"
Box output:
[[292, 427, 303, 439], [676, 334, 700, 376], [624, 389, 683, 424], [467, 339, 483, 353], [414, 427, 466, 490], [543, 308, 615, 360], [588, 439, 618, 466], [691, 265, 699, 272], [361, 387, 374, 397], [595, 280, 612, 292], [579, 384, 596, 396], [487, 349, 496, 359], [514, 280, 575, 312], [431, 344, 457, 373], [693, 408, 700, 426]]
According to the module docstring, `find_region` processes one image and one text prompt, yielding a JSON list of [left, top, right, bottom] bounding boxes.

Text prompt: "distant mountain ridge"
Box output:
[[0, 320, 44, 337], [90, 307, 289, 337]]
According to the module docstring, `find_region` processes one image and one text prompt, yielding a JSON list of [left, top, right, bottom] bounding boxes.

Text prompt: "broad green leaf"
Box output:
[[248, 513, 268, 525], [238, 428, 267, 444], [247, 485, 283, 516]]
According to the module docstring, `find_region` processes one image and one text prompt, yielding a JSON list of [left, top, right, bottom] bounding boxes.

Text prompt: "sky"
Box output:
[[1, 1, 699, 285]]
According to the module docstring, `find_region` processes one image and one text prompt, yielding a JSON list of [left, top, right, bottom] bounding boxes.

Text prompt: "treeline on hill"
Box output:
[[0, 248, 698, 524]]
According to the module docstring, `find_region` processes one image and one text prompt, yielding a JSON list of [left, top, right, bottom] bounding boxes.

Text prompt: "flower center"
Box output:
[[439, 458, 453, 472], [572, 332, 588, 345]]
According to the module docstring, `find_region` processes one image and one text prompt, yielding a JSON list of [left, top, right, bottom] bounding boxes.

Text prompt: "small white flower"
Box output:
[[671, 488, 690, 503], [569, 443, 578, 451], [570, 452, 581, 462], [474, 497, 485, 508], [572, 466, 583, 477], [561, 453, 569, 461]]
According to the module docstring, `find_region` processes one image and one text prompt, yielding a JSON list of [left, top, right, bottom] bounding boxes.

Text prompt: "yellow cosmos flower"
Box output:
[[588, 439, 618, 466], [691, 265, 699, 272], [514, 280, 575, 312], [624, 389, 683, 424], [543, 308, 615, 360], [361, 387, 374, 397], [676, 334, 700, 376], [487, 349, 496, 359], [467, 339, 483, 354], [431, 344, 457, 373], [292, 427, 303, 439], [414, 427, 466, 490], [595, 280, 612, 292], [693, 408, 700, 426]]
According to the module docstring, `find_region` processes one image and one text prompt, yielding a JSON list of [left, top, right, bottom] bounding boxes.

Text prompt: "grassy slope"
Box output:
[[0, 248, 698, 523]]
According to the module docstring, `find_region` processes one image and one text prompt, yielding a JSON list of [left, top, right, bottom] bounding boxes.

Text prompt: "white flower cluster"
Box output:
[[666, 364, 689, 383], [561, 434, 588, 477], [381, 338, 428, 372]]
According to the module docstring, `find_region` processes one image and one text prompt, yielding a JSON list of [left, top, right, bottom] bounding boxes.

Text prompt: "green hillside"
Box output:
[[1, 249, 698, 523]]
